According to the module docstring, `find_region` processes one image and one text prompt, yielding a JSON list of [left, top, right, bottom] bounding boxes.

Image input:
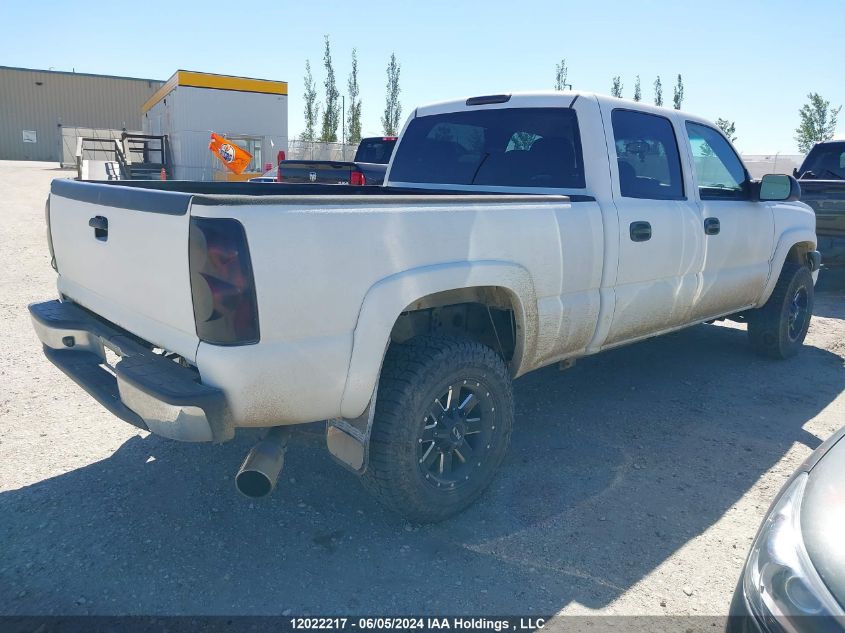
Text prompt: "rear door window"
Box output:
[[389, 107, 586, 188], [611, 109, 685, 200]]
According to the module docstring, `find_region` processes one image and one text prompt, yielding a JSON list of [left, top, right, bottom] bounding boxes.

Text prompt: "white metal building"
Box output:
[[142, 70, 288, 180]]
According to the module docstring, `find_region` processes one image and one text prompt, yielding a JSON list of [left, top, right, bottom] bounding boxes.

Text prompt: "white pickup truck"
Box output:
[[31, 92, 820, 521]]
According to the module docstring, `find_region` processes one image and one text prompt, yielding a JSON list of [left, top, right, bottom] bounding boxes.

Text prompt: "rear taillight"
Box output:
[[189, 218, 259, 345], [350, 170, 366, 186], [276, 151, 285, 182], [45, 197, 57, 271]]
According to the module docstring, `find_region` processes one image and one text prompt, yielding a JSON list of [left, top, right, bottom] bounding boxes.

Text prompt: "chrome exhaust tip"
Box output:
[[235, 427, 290, 498]]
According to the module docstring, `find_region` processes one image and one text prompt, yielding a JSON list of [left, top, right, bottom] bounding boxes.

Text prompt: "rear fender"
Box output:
[[339, 260, 536, 419]]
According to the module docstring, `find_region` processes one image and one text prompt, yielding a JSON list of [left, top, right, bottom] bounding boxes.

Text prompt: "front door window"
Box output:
[[685, 122, 748, 200]]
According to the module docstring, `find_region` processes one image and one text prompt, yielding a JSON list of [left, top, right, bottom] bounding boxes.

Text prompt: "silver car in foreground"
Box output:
[[729, 426, 845, 631]]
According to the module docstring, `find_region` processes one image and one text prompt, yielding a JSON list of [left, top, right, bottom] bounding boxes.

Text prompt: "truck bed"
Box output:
[[47, 177, 586, 429], [73, 178, 596, 200], [276, 160, 356, 185]]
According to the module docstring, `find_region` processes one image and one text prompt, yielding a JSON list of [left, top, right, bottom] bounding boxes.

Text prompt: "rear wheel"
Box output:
[[747, 263, 814, 359], [362, 335, 513, 523]]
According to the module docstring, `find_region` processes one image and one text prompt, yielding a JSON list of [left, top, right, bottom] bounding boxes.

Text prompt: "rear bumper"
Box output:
[[29, 299, 232, 442]]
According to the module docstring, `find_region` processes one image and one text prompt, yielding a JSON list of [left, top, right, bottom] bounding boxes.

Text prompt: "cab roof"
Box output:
[[412, 90, 711, 126]]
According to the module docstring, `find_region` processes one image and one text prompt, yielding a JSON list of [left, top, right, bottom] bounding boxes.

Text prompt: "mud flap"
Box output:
[[326, 381, 378, 475]]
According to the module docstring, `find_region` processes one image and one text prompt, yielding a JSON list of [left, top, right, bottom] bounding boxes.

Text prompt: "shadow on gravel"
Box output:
[[814, 270, 845, 317], [1, 322, 843, 615]]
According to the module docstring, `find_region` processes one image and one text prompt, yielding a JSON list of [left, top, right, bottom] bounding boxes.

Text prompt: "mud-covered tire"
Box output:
[[361, 335, 513, 523], [747, 263, 814, 359]]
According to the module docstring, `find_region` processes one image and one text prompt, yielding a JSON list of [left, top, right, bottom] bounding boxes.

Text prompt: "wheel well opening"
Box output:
[[390, 287, 518, 361], [785, 241, 814, 266]]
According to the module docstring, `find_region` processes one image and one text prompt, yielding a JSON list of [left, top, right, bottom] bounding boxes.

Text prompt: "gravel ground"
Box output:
[[1, 161, 844, 621]]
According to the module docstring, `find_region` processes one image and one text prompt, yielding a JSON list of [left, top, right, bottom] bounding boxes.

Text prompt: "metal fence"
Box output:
[[741, 154, 805, 179], [283, 144, 803, 178], [61, 132, 806, 181], [287, 140, 359, 162]]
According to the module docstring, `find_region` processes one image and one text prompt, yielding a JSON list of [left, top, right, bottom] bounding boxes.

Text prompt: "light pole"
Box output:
[[773, 151, 781, 174], [342, 95, 346, 160]]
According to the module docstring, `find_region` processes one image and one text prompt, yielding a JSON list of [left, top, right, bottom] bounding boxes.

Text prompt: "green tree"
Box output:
[[611, 76, 623, 98], [633, 75, 641, 102], [301, 59, 319, 142], [382, 53, 402, 136], [554, 59, 569, 90], [319, 35, 340, 143], [795, 93, 842, 153], [653, 75, 663, 106], [347, 48, 362, 145], [715, 118, 737, 143], [673, 74, 684, 110]]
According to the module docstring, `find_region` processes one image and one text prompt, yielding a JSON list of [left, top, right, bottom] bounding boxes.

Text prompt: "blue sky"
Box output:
[[2, 0, 843, 154]]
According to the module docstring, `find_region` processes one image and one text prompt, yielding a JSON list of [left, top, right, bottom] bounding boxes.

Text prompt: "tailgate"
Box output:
[[355, 162, 388, 185], [278, 160, 353, 184], [48, 179, 200, 361], [800, 180, 845, 235]]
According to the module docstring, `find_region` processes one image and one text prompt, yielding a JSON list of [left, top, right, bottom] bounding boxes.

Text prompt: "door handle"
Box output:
[[88, 215, 108, 240], [629, 221, 652, 242], [704, 217, 720, 235]]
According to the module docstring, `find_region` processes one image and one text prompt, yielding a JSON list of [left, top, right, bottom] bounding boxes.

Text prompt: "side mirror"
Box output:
[[758, 174, 801, 202]]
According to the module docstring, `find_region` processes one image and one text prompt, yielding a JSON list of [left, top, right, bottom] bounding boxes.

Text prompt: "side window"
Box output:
[[230, 137, 263, 172], [611, 109, 685, 200], [685, 122, 749, 200]]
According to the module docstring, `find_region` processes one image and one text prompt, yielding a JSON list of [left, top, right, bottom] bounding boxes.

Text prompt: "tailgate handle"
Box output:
[[88, 216, 108, 240]]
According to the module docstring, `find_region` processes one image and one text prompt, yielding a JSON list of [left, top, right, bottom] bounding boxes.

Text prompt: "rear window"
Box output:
[[800, 142, 845, 180], [389, 108, 586, 188], [354, 138, 397, 164]]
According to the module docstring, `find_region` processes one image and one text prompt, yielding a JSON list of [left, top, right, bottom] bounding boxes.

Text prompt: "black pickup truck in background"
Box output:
[[264, 136, 397, 186], [795, 140, 845, 270]]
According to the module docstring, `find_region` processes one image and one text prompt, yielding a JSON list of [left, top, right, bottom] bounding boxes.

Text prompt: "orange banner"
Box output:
[[209, 132, 252, 174]]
